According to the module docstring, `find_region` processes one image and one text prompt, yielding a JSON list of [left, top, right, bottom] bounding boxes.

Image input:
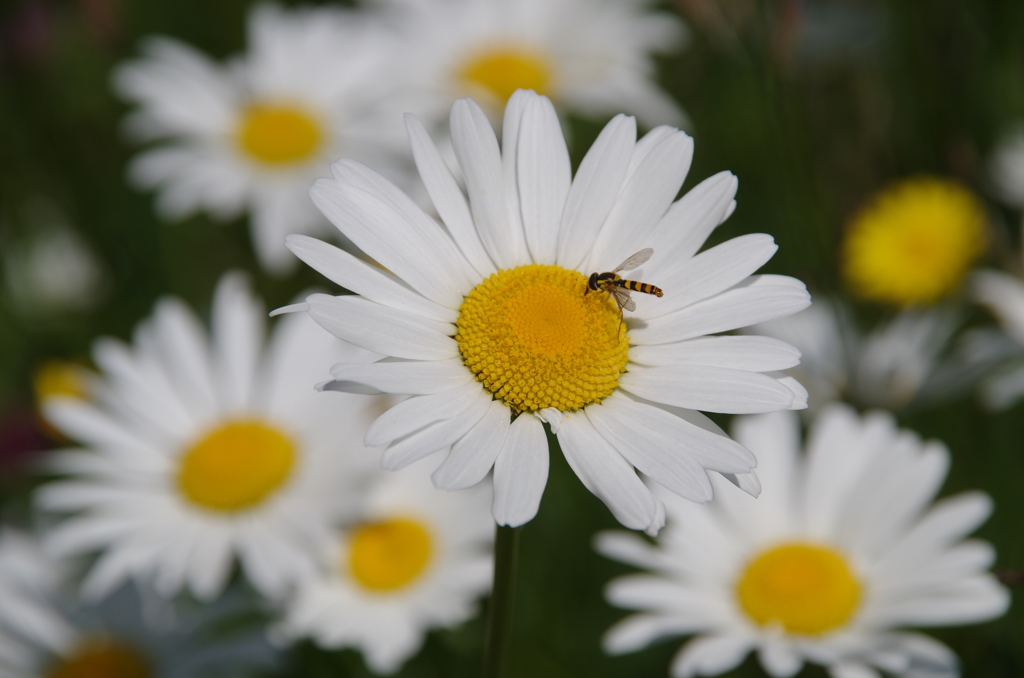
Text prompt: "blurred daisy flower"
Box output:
[[37, 272, 385, 602], [0, 527, 278, 678], [113, 3, 408, 274], [989, 126, 1024, 208], [3, 201, 107, 319], [375, 0, 688, 128], [748, 298, 992, 412], [274, 461, 493, 674], [597, 405, 1009, 678], [285, 90, 810, 535], [970, 268, 1024, 409], [841, 176, 987, 308]]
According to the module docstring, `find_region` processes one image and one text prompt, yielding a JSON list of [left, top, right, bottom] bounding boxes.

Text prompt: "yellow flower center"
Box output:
[[456, 264, 629, 413], [459, 46, 552, 105], [841, 177, 987, 306], [46, 640, 150, 678], [176, 420, 296, 513], [736, 542, 862, 636], [34, 360, 89, 402], [347, 518, 433, 592], [237, 103, 322, 165]]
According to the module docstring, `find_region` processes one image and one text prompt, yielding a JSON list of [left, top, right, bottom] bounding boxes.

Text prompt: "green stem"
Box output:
[[482, 524, 521, 678]]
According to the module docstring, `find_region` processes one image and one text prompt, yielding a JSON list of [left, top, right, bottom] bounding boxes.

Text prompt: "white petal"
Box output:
[[324, 358, 472, 395], [492, 413, 549, 527], [405, 113, 495, 279], [499, 90, 531, 264], [365, 381, 485, 447], [43, 399, 163, 460], [759, 640, 803, 677], [593, 530, 669, 571], [605, 575, 706, 612], [381, 395, 490, 470], [517, 94, 571, 265], [774, 373, 808, 410], [432, 399, 511, 490], [557, 114, 637, 270], [649, 233, 779, 318], [972, 269, 1024, 344], [629, 335, 801, 371], [870, 576, 1009, 626], [585, 128, 694, 272], [211, 272, 263, 412], [620, 365, 796, 413], [286, 235, 457, 323], [328, 159, 480, 290], [249, 184, 309, 276], [602, 613, 698, 655], [151, 297, 218, 418], [587, 399, 713, 503], [450, 97, 524, 269], [91, 337, 193, 437], [728, 411, 801, 529], [871, 632, 957, 678], [722, 471, 762, 497], [306, 294, 458, 361], [557, 412, 663, 534], [310, 175, 474, 309], [185, 527, 234, 601], [607, 393, 756, 473], [630, 276, 812, 345], [670, 634, 753, 678], [829, 663, 882, 678], [875, 492, 993, 571], [647, 171, 738, 270]]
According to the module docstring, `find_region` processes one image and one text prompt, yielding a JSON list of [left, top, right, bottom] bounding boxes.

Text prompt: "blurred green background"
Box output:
[[2, 0, 1024, 676]]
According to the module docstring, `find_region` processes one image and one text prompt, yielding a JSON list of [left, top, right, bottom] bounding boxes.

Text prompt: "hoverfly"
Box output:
[[586, 248, 663, 312]]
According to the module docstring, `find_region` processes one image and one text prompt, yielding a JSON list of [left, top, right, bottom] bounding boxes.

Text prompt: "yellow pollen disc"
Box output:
[[459, 46, 552, 105], [841, 176, 987, 306], [177, 420, 295, 513], [34, 360, 89, 403], [736, 542, 862, 636], [347, 518, 433, 592], [46, 640, 150, 678], [237, 103, 322, 165], [456, 264, 629, 413]]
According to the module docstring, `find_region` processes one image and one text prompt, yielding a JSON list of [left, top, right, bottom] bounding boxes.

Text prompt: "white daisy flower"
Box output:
[[597, 405, 1009, 678], [286, 90, 810, 535], [374, 0, 688, 129], [0, 527, 278, 678], [113, 3, 408, 274], [37, 272, 385, 602], [273, 460, 493, 675], [748, 298, 990, 412]]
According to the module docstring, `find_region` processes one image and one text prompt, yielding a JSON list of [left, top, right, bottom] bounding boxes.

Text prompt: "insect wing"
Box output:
[[609, 285, 635, 312], [612, 248, 654, 273]]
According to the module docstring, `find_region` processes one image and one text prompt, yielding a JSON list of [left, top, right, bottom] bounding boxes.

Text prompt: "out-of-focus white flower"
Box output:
[[3, 205, 106, 317], [749, 298, 991, 412], [597, 405, 1009, 678], [373, 0, 688, 129], [286, 90, 809, 536], [970, 269, 1024, 409], [0, 527, 278, 678], [113, 3, 409, 274], [989, 127, 1024, 208], [37, 272, 386, 602], [273, 461, 493, 675]]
